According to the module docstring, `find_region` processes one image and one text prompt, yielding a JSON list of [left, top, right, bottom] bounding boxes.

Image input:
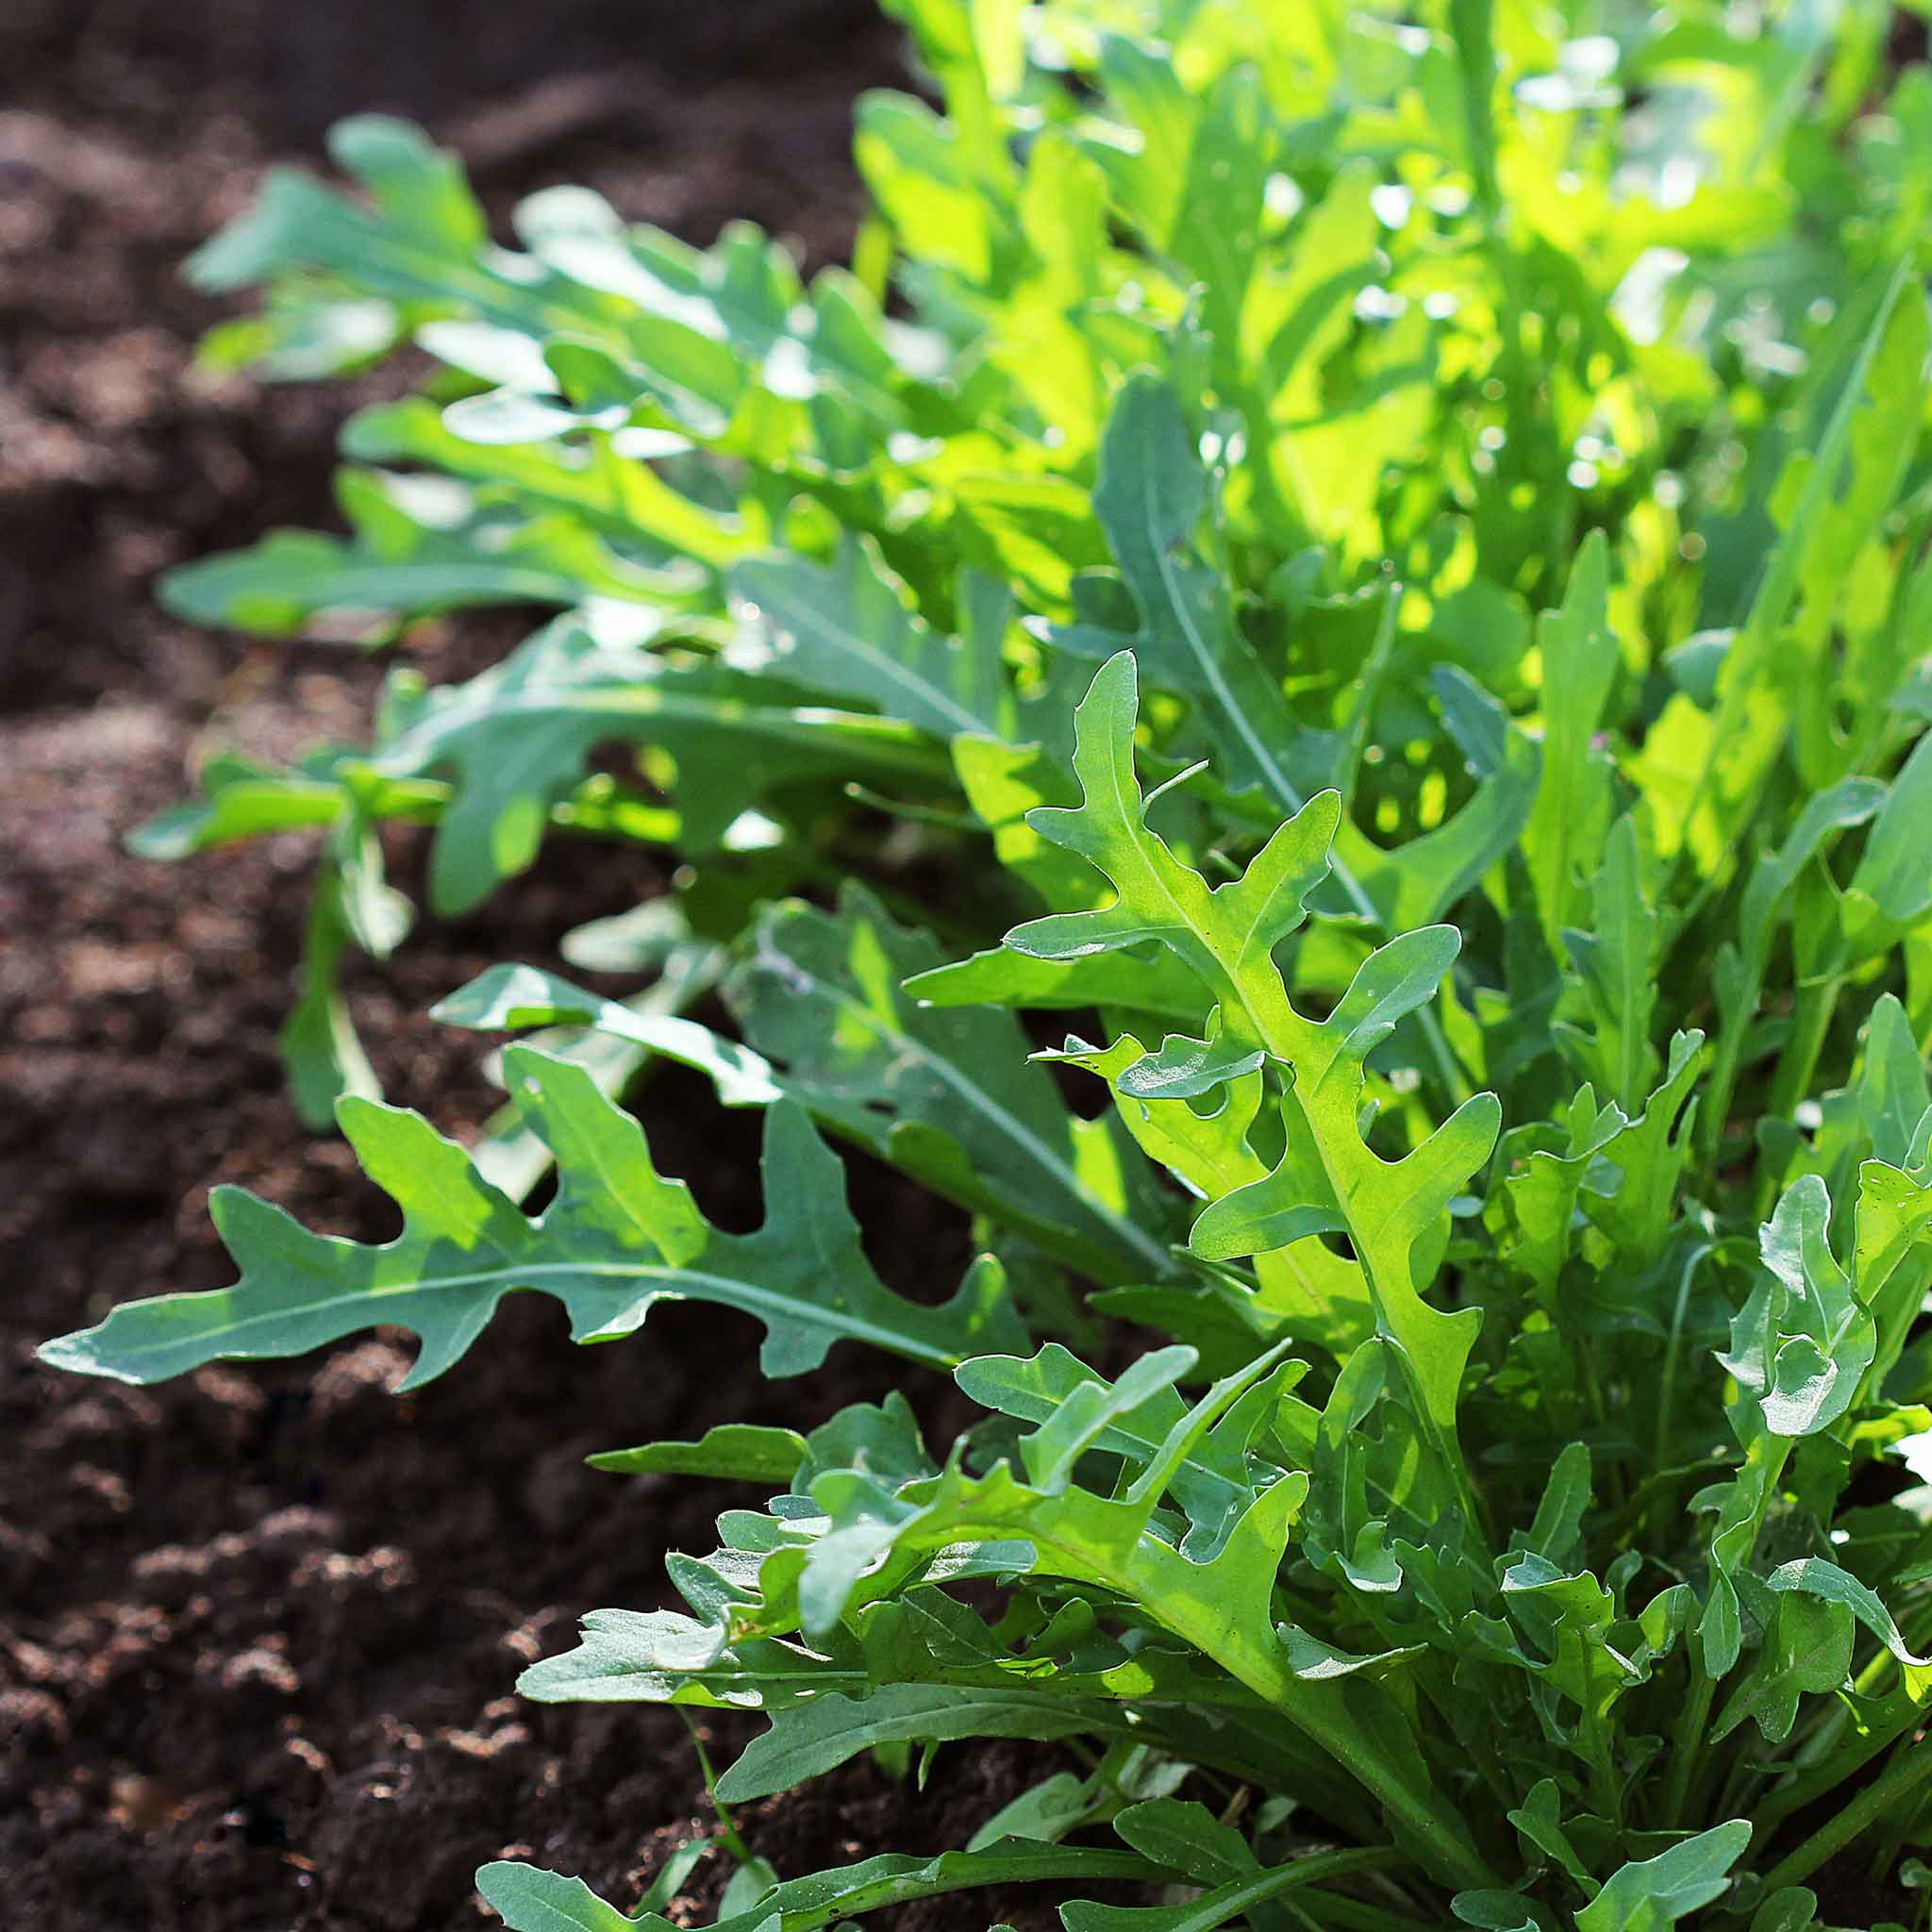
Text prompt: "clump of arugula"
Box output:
[[42, 1, 1932, 1926]]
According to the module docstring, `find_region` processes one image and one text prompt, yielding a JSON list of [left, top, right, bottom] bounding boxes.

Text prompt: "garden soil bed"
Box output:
[[0, 7, 1077, 1926]]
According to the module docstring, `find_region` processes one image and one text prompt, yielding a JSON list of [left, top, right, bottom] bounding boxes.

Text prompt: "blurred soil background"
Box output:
[[0, 5, 1066, 1925]]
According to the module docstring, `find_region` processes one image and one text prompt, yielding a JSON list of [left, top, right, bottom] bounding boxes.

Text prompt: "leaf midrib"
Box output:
[[376, 680, 945, 775], [756, 570, 989, 738], [1138, 457, 1391, 933], [1142, 458, 1302, 817], [92, 1256, 963, 1374], [756, 935, 1175, 1279]]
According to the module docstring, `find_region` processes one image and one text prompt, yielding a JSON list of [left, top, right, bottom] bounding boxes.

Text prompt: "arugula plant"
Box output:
[[43, 0, 1932, 1925]]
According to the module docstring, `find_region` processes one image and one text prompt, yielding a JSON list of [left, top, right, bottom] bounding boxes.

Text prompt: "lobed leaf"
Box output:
[[41, 1052, 1024, 1388]]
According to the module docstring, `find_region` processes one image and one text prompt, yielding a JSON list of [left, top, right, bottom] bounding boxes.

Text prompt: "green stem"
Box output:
[[1757, 1688, 1924, 1841], [1769, 972, 1844, 1126], [1653, 1245, 1711, 1472], [1756, 970, 1845, 1220], [1661, 1672, 1720, 1829], [682, 1710, 758, 1867], [1650, 1244, 1714, 1541], [1663, 1441, 1791, 1826], [1174, 1848, 1400, 1932], [1757, 1731, 1932, 1895], [1698, 974, 1764, 1175], [1579, 1677, 1625, 1832], [1716, 1743, 1767, 1826], [1326, 584, 1468, 1119]]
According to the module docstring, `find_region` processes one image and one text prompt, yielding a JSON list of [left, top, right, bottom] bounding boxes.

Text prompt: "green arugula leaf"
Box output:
[[40, 1052, 1024, 1387], [433, 961, 783, 1108], [1722, 1175, 1874, 1440], [160, 467, 694, 639], [727, 887, 1181, 1284], [1043, 375, 1331, 821], [368, 619, 946, 912], [1522, 531, 1617, 946], [1556, 817, 1661, 1113], [731, 541, 1012, 740], [715, 1682, 1129, 1802], [995, 653, 1497, 1501], [1712, 1591, 1855, 1743], [1573, 1822, 1751, 1932], [586, 1424, 808, 1484], [477, 1864, 646, 1932]]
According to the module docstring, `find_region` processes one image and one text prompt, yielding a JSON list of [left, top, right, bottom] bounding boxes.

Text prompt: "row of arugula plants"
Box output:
[[40, 1, 1932, 1925]]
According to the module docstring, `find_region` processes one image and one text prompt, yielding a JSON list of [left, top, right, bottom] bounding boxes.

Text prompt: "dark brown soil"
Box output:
[[0, 8, 1072, 1928]]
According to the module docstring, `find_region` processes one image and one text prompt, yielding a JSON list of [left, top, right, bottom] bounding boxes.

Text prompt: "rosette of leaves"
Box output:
[[42, 0, 1932, 1926]]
